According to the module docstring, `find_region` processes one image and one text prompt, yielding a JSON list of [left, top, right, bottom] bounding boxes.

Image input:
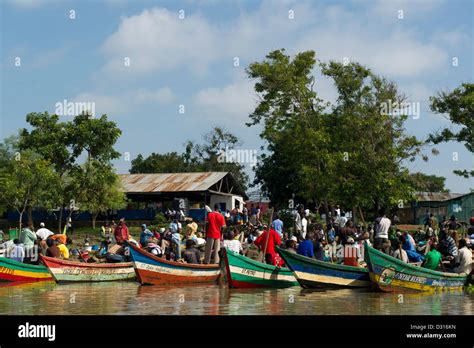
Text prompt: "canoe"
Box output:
[[0, 257, 53, 282], [40, 255, 136, 283], [221, 248, 298, 288], [364, 242, 468, 292], [127, 242, 221, 285], [277, 247, 371, 288]]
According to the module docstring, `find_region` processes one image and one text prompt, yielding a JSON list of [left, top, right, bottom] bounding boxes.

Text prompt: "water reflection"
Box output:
[[0, 282, 471, 315]]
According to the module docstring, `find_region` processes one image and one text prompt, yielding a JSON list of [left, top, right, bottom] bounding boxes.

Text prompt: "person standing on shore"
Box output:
[[204, 204, 225, 264], [374, 208, 391, 254]]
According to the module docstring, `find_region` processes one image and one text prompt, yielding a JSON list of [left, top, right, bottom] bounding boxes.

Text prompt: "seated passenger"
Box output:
[[222, 229, 242, 254], [390, 239, 408, 263], [183, 239, 201, 264], [8, 239, 25, 263], [45, 238, 61, 258], [422, 242, 443, 271]]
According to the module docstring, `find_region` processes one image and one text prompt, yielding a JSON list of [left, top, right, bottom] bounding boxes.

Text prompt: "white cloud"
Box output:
[[71, 87, 175, 116], [194, 78, 256, 123], [101, 8, 219, 74]]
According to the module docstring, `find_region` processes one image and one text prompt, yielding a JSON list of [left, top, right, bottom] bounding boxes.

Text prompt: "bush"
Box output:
[[152, 213, 168, 227]]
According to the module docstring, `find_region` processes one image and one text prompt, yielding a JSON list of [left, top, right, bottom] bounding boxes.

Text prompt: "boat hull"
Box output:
[[222, 248, 298, 288], [128, 243, 221, 285], [40, 255, 136, 283], [0, 257, 53, 282], [364, 243, 468, 292], [277, 247, 370, 289]]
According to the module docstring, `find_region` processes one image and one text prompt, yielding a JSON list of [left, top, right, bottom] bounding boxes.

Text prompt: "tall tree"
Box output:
[[408, 172, 448, 192], [428, 83, 474, 178], [246, 49, 422, 220], [0, 150, 57, 229], [73, 161, 126, 229]]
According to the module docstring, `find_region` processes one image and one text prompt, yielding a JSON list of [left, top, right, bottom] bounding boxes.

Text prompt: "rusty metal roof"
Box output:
[[415, 191, 464, 202], [119, 172, 230, 193]]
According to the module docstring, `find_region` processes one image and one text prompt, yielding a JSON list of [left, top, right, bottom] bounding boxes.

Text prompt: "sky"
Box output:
[[0, 0, 473, 193]]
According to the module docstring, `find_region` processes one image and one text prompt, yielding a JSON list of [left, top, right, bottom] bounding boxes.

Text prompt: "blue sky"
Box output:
[[1, 0, 473, 193]]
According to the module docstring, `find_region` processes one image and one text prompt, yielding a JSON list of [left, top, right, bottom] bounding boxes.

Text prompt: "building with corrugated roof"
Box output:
[[119, 172, 247, 221], [398, 191, 474, 224]]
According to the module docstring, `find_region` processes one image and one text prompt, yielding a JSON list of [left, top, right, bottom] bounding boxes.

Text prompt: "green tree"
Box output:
[[246, 49, 422, 221], [428, 83, 474, 178], [408, 172, 448, 192], [0, 150, 57, 229], [74, 161, 127, 229], [130, 127, 249, 192]]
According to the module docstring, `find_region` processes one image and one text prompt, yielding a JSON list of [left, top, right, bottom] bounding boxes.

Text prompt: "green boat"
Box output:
[[221, 248, 298, 288], [364, 243, 468, 292]]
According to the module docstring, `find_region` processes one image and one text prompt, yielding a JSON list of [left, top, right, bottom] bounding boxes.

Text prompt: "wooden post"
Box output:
[[261, 208, 274, 263]]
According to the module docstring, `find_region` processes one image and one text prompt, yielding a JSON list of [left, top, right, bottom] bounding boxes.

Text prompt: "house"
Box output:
[[119, 172, 247, 221], [398, 191, 474, 225]]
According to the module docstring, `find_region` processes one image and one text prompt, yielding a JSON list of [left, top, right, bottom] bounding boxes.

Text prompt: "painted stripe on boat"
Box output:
[[228, 265, 296, 282], [294, 270, 370, 287], [135, 261, 221, 277]]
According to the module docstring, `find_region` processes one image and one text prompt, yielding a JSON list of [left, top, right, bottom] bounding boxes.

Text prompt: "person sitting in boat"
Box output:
[[54, 237, 70, 259], [45, 238, 61, 258], [185, 218, 198, 241], [439, 229, 458, 260], [390, 239, 408, 263], [297, 231, 314, 258], [139, 224, 153, 247], [183, 239, 201, 264], [7, 239, 25, 263], [114, 218, 130, 245], [422, 241, 443, 271], [285, 237, 298, 253], [223, 229, 242, 254], [255, 226, 282, 265], [400, 233, 424, 262], [453, 239, 472, 274]]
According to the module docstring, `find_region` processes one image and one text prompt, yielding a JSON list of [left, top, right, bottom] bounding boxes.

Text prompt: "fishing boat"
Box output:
[[364, 243, 468, 292], [0, 257, 53, 282], [127, 242, 221, 285], [277, 247, 371, 288], [40, 255, 136, 283], [221, 248, 298, 288]]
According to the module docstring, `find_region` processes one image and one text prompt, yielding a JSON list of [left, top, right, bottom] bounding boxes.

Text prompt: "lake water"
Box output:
[[0, 281, 472, 315]]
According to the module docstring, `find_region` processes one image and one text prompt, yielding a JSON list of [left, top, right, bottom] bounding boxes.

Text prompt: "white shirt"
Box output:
[[391, 248, 408, 263], [223, 240, 242, 254], [454, 247, 472, 274], [301, 217, 308, 233], [337, 216, 348, 228], [375, 217, 391, 239], [335, 208, 341, 216], [36, 227, 53, 240]]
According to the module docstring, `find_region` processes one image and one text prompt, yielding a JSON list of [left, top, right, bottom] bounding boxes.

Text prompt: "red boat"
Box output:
[[127, 243, 221, 285]]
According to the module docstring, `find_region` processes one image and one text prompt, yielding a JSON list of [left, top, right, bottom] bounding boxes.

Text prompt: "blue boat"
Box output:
[[277, 247, 371, 288]]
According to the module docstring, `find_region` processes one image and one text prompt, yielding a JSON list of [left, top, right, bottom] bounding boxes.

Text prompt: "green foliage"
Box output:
[[428, 83, 474, 178], [130, 126, 249, 192], [73, 160, 126, 228], [246, 49, 422, 219], [407, 172, 448, 192], [152, 212, 168, 226], [0, 150, 58, 228]]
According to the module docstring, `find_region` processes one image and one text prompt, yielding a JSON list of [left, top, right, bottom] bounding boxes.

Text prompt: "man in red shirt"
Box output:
[[255, 227, 282, 265], [114, 218, 130, 245], [204, 204, 226, 264]]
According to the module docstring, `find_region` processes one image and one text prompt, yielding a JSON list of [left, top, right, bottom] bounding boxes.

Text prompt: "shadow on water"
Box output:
[[0, 281, 471, 315]]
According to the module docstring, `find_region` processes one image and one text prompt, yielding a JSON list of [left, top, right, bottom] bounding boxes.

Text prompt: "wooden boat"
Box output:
[[277, 247, 371, 288], [40, 255, 136, 283], [0, 257, 53, 282], [127, 242, 221, 285], [221, 248, 298, 288], [364, 242, 468, 292]]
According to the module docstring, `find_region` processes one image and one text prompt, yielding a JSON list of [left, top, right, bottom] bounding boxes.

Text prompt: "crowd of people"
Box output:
[[1, 203, 472, 278]]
